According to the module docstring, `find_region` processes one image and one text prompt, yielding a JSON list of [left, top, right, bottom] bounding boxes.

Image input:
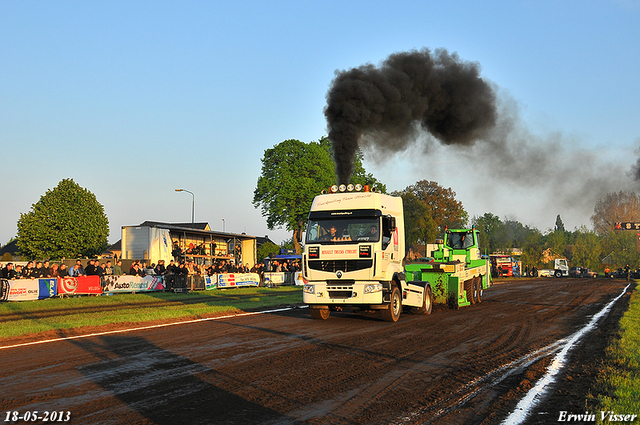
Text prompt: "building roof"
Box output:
[[256, 235, 277, 246], [0, 240, 18, 256], [123, 221, 256, 240], [139, 221, 210, 231]]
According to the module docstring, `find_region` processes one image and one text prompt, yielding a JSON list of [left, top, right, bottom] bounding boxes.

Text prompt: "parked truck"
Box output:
[[302, 184, 491, 322], [537, 258, 569, 278]]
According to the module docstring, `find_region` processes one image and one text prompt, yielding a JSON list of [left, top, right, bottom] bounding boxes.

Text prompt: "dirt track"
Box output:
[[0, 279, 631, 425]]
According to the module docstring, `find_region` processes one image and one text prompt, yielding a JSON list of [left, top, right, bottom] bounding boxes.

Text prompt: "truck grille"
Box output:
[[328, 290, 353, 299], [308, 260, 373, 273]]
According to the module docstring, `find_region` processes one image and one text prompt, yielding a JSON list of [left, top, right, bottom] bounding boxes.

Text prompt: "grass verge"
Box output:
[[0, 286, 303, 339], [590, 284, 640, 421]]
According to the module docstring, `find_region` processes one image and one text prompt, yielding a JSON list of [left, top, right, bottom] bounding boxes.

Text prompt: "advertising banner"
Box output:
[[294, 271, 305, 286], [102, 275, 165, 293], [204, 275, 217, 290], [263, 272, 285, 286], [217, 273, 260, 288], [7, 278, 57, 301], [57, 276, 102, 295]]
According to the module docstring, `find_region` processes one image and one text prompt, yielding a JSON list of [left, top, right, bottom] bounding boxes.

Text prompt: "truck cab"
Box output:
[[302, 184, 428, 321]]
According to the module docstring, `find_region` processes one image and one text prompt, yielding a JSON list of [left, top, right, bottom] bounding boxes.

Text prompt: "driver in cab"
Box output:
[[322, 225, 350, 241], [368, 224, 379, 241]]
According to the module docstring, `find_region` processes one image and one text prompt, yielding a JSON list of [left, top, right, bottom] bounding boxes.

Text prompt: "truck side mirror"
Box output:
[[384, 216, 396, 236]]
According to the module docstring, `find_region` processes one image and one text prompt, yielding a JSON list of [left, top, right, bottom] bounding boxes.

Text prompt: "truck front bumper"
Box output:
[[303, 282, 385, 305]]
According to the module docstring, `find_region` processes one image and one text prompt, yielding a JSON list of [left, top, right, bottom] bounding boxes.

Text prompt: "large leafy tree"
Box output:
[[471, 213, 503, 253], [253, 137, 385, 252], [396, 180, 468, 235], [396, 191, 436, 256], [17, 179, 109, 259], [571, 226, 602, 270]]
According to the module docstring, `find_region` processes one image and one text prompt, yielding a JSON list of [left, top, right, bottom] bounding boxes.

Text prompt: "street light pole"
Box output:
[[222, 218, 225, 232], [175, 189, 195, 227]]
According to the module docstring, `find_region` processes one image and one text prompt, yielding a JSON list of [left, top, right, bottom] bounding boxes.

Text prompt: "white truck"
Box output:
[[302, 184, 432, 322], [537, 258, 569, 278]]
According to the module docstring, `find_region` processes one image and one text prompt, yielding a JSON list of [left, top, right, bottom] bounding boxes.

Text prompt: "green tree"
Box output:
[[395, 191, 437, 256], [254, 139, 334, 234], [257, 241, 280, 262], [600, 231, 640, 270], [554, 214, 565, 232], [17, 179, 109, 259], [396, 180, 468, 235], [471, 213, 503, 254], [545, 229, 568, 260], [520, 228, 545, 269], [571, 226, 602, 270], [495, 220, 534, 253], [253, 137, 386, 253]]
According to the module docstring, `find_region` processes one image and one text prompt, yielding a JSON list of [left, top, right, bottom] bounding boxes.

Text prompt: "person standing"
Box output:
[[113, 260, 124, 276], [58, 263, 69, 277], [154, 260, 167, 276], [31, 261, 45, 278], [43, 260, 52, 277], [104, 261, 114, 275], [1, 263, 18, 279], [73, 260, 86, 276], [85, 260, 97, 276], [22, 261, 35, 279], [49, 263, 60, 278]]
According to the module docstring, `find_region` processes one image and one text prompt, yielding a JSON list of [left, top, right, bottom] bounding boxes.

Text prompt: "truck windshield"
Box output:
[[446, 231, 474, 249], [306, 217, 380, 244]]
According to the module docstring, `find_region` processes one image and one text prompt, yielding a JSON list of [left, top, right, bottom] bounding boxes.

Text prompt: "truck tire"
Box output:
[[310, 307, 330, 320], [381, 286, 402, 322], [554, 270, 562, 278], [465, 280, 476, 305], [413, 286, 433, 315], [475, 277, 483, 304], [423, 286, 433, 315]]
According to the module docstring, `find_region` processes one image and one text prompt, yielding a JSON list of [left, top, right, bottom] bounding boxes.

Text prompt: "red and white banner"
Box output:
[[57, 276, 102, 295], [218, 273, 260, 288]]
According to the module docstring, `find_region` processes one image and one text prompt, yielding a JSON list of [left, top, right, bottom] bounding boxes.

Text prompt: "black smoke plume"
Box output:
[[325, 48, 498, 184]]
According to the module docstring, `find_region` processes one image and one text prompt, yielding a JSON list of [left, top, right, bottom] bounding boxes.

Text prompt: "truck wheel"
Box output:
[[381, 286, 402, 322], [465, 280, 476, 305], [310, 307, 330, 320], [413, 286, 433, 315], [475, 277, 483, 304], [423, 286, 433, 315], [554, 270, 562, 278]]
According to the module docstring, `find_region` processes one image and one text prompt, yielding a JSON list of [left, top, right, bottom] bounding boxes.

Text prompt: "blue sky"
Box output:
[[2, 0, 639, 246]]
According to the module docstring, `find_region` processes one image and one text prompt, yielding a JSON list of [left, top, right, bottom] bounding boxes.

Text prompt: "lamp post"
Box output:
[[222, 218, 225, 232], [175, 189, 195, 227]]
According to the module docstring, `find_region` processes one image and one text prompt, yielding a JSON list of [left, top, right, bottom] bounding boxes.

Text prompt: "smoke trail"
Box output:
[[325, 48, 498, 184]]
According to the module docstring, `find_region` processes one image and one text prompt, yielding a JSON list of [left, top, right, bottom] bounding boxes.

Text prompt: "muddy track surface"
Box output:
[[0, 279, 631, 425]]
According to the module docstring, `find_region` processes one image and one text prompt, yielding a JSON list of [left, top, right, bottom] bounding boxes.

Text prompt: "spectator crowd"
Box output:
[[1, 258, 302, 284]]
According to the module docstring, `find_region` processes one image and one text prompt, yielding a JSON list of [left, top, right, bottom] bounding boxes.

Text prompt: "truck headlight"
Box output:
[[303, 284, 315, 294], [364, 283, 383, 294]]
